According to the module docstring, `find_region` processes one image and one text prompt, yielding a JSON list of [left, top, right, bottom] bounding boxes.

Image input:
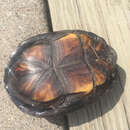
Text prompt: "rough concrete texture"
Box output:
[[0, 0, 60, 130]]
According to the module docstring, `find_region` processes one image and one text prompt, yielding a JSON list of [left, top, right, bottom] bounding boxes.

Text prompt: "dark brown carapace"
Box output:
[[4, 30, 117, 120]]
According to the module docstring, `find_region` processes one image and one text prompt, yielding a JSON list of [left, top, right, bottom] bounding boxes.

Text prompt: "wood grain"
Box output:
[[48, 0, 130, 130]]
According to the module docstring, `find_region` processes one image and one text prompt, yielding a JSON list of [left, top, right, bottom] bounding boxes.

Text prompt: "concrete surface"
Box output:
[[0, 0, 59, 130]]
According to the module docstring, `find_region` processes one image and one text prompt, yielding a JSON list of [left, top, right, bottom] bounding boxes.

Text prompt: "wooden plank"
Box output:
[[48, 0, 130, 130]]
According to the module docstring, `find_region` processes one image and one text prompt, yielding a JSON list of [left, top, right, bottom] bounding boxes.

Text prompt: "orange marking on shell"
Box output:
[[69, 68, 93, 94], [20, 75, 37, 93], [24, 45, 44, 60], [73, 80, 93, 94], [93, 68, 106, 86], [60, 33, 77, 41], [95, 42, 102, 51], [33, 82, 55, 102], [80, 34, 91, 49], [15, 63, 28, 72], [58, 33, 81, 56]]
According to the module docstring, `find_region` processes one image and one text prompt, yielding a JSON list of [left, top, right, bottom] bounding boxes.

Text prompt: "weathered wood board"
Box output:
[[48, 0, 130, 130]]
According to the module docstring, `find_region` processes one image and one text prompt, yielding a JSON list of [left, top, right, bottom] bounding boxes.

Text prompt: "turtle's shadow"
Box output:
[[67, 65, 126, 126]]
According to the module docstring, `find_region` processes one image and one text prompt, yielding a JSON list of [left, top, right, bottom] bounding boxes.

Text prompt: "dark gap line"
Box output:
[[50, 34, 70, 130], [98, 99, 106, 130], [44, 0, 53, 32], [44, 1, 70, 128], [50, 43, 66, 95], [122, 103, 130, 130], [57, 60, 81, 68], [63, 115, 70, 130]]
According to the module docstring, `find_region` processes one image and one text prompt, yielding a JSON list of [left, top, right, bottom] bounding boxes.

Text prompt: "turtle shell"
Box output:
[[4, 30, 117, 117]]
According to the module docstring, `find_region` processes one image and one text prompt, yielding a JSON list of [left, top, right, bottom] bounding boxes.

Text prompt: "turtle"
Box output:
[[4, 30, 117, 124]]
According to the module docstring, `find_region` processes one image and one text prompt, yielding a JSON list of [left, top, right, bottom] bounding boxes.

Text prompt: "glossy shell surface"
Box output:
[[4, 30, 117, 117]]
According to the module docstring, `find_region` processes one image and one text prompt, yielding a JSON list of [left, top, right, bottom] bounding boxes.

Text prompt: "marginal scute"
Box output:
[[80, 34, 92, 49], [96, 59, 112, 70], [95, 42, 102, 51]]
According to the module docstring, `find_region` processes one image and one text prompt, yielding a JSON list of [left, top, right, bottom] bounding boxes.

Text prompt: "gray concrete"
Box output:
[[0, 0, 60, 130]]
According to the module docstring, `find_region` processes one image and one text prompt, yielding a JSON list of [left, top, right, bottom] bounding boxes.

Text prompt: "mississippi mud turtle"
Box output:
[[4, 30, 117, 123]]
